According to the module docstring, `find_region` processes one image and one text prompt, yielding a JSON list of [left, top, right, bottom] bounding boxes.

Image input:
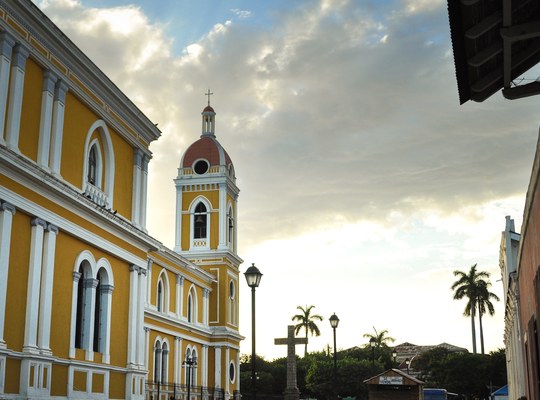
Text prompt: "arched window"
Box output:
[[187, 292, 193, 323], [184, 347, 198, 387], [161, 342, 169, 384], [156, 271, 169, 313], [83, 120, 115, 208], [157, 280, 163, 312], [88, 145, 97, 185], [194, 203, 207, 239], [70, 252, 114, 362], [154, 341, 162, 383], [75, 265, 86, 349], [229, 280, 237, 325], [227, 205, 234, 246]]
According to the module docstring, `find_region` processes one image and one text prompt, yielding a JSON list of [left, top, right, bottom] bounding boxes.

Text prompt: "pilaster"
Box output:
[[0, 202, 15, 348], [5, 44, 29, 152]]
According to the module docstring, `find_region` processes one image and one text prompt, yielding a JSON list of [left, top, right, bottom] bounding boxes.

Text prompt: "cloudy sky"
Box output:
[[35, 0, 540, 360]]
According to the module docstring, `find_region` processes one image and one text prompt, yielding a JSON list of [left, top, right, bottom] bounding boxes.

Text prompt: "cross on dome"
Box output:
[[205, 89, 213, 106]]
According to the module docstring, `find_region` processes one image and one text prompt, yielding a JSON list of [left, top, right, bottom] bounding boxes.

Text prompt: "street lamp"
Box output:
[[329, 313, 339, 399], [183, 355, 197, 400], [244, 263, 263, 400], [369, 337, 376, 366], [392, 350, 397, 368], [405, 358, 410, 375]]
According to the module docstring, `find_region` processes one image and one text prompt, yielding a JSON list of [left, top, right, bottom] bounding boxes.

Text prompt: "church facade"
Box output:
[[0, 1, 242, 399]]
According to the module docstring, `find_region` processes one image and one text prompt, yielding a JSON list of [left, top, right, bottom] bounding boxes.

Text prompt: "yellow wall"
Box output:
[[4, 211, 31, 352], [50, 364, 68, 396], [62, 92, 98, 187], [4, 357, 20, 393], [18, 58, 42, 162]]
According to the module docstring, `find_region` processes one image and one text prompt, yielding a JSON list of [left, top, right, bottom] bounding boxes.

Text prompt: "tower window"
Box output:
[[194, 203, 207, 239], [88, 145, 97, 185], [194, 159, 209, 175]]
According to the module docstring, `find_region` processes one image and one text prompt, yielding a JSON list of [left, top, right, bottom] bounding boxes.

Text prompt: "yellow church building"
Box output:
[[0, 1, 243, 399]]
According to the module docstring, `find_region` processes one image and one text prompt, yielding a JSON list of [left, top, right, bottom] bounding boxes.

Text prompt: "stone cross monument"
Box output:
[[274, 325, 308, 400]]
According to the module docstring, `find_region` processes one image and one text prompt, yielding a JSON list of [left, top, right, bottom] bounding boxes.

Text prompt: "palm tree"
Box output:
[[292, 305, 323, 356], [362, 327, 395, 348], [476, 279, 500, 354], [451, 264, 496, 354]]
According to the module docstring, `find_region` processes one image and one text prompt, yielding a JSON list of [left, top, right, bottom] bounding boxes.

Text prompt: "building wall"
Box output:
[[517, 133, 540, 400], [0, 1, 242, 399]]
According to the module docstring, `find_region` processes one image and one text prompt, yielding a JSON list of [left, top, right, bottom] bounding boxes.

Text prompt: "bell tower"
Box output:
[[173, 94, 243, 393]]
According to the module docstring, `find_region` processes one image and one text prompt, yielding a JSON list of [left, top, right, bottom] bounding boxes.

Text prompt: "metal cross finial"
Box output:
[[205, 89, 213, 106]]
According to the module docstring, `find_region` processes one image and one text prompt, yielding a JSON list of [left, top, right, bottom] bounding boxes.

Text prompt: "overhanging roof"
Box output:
[[448, 0, 540, 104]]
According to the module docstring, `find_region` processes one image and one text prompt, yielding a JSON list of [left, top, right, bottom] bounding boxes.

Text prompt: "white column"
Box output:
[[37, 70, 57, 168], [49, 80, 69, 176], [68, 271, 81, 358], [225, 347, 230, 396], [0, 202, 15, 348], [102, 284, 114, 364], [5, 44, 29, 152], [84, 277, 98, 360], [136, 268, 146, 366], [146, 259, 153, 306], [37, 223, 58, 354], [140, 155, 149, 231], [144, 327, 150, 370], [214, 346, 222, 388], [131, 149, 142, 227], [174, 182, 183, 252], [218, 183, 227, 249], [202, 345, 209, 388], [127, 264, 139, 366], [203, 289, 209, 326], [174, 336, 183, 384], [176, 275, 184, 319], [233, 198, 238, 253], [0, 33, 15, 144], [23, 217, 46, 353]]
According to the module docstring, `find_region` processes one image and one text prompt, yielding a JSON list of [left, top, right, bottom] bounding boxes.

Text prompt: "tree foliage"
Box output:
[[292, 305, 324, 356]]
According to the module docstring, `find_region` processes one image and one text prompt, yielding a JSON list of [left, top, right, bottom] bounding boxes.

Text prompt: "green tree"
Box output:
[[451, 264, 493, 354], [292, 305, 323, 356], [362, 327, 395, 348], [476, 280, 500, 354]]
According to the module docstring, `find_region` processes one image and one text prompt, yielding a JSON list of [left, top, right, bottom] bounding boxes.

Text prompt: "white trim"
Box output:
[[127, 265, 139, 366], [0, 354, 5, 394], [0, 186, 147, 269], [189, 196, 212, 251], [218, 183, 227, 250], [156, 269, 170, 314], [0, 202, 15, 347], [5, 44, 28, 153], [176, 274, 184, 319], [49, 80, 69, 176], [23, 218, 46, 353], [136, 267, 146, 366], [214, 347, 221, 389], [82, 120, 115, 208], [37, 224, 58, 354], [67, 365, 109, 399], [174, 180, 183, 252], [37, 70, 57, 169], [0, 33, 15, 145], [131, 149, 142, 227]]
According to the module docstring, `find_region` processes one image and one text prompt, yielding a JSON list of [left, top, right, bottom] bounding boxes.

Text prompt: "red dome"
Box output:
[[181, 136, 232, 168], [203, 105, 215, 113]]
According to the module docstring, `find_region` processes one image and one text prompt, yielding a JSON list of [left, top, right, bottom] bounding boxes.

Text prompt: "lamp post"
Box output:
[[244, 263, 263, 400], [183, 355, 197, 400], [405, 358, 410, 375], [329, 313, 339, 399], [392, 350, 397, 368], [369, 337, 376, 367]]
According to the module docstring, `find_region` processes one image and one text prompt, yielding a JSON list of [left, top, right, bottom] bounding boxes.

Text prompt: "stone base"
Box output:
[[284, 387, 300, 400]]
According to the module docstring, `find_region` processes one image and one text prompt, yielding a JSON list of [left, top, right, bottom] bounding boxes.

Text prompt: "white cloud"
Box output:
[[36, 0, 537, 358]]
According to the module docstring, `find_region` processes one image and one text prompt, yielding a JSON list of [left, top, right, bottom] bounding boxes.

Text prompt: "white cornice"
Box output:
[[0, 0, 161, 148], [0, 146, 162, 255]]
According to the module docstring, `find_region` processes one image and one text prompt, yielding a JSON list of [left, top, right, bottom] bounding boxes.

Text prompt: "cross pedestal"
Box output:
[[274, 325, 308, 400]]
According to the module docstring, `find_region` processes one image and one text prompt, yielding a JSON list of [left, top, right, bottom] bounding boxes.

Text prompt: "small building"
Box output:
[[364, 369, 425, 400]]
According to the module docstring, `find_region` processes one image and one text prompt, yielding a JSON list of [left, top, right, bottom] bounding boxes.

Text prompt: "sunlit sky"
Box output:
[[35, 0, 540, 360]]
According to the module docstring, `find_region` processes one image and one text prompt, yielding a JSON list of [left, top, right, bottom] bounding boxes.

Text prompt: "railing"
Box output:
[[146, 382, 228, 400]]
